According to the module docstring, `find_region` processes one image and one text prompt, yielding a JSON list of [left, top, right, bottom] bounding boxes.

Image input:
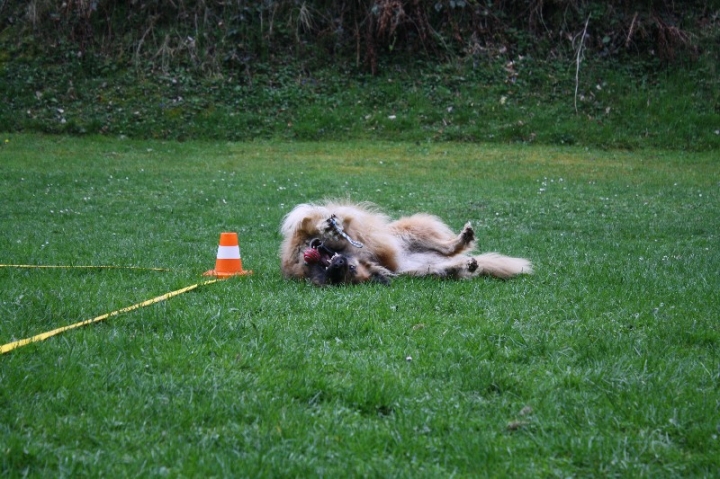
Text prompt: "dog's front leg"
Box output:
[[366, 263, 395, 285]]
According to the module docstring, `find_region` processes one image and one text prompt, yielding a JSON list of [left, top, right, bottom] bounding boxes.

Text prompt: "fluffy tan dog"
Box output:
[[280, 201, 532, 286]]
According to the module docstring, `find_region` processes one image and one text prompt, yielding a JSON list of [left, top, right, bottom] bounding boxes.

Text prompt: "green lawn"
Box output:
[[1, 134, 718, 477]]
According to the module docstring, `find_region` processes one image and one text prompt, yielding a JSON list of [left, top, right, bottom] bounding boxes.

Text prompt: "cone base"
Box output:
[[203, 269, 253, 277]]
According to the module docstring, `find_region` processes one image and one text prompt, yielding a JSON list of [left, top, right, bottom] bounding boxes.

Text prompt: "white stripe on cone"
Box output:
[[216, 245, 241, 259]]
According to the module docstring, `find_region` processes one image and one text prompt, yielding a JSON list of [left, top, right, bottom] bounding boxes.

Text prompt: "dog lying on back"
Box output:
[[280, 201, 532, 286]]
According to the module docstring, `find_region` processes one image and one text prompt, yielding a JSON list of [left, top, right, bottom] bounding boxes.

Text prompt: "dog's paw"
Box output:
[[316, 218, 340, 239], [468, 257, 478, 273], [461, 222, 475, 244], [371, 272, 391, 285]]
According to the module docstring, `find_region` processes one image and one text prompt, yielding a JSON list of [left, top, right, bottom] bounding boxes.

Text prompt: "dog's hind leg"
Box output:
[[396, 253, 480, 279], [397, 251, 532, 280], [391, 215, 476, 257]]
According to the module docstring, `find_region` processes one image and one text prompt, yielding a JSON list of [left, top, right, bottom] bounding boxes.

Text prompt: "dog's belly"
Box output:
[[395, 251, 447, 274]]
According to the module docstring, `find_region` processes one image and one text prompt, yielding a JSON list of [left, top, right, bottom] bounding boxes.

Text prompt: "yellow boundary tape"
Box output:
[[1, 279, 220, 355], [0, 264, 168, 271]]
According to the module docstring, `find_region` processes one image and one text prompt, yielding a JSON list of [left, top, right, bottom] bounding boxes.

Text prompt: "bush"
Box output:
[[1, 1, 716, 74]]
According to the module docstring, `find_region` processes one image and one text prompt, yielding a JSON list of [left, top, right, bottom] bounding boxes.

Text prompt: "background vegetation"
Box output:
[[2, 0, 715, 70], [1, 1, 719, 149]]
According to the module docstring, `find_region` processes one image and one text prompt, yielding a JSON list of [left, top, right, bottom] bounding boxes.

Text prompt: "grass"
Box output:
[[1, 134, 719, 477]]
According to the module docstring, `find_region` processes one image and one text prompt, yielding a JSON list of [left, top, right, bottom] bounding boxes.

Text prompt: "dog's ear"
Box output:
[[299, 217, 315, 234]]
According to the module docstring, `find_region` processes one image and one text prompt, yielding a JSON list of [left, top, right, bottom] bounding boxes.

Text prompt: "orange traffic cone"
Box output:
[[203, 232, 252, 277]]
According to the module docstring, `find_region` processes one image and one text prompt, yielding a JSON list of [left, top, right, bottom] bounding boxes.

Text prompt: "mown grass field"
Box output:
[[1, 134, 718, 477]]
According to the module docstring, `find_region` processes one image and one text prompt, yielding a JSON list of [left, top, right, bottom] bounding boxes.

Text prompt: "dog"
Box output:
[[280, 201, 532, 286]]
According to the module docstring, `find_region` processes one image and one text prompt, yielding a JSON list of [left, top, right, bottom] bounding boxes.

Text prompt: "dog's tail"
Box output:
[[474, 253, 533, 279]]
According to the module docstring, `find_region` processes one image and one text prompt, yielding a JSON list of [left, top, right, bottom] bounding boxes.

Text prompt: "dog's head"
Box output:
[[303, 239, 390, 286]]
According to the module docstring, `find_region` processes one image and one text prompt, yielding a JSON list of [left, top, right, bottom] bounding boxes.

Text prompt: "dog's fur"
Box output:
[[280, 201, 532, 286]]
